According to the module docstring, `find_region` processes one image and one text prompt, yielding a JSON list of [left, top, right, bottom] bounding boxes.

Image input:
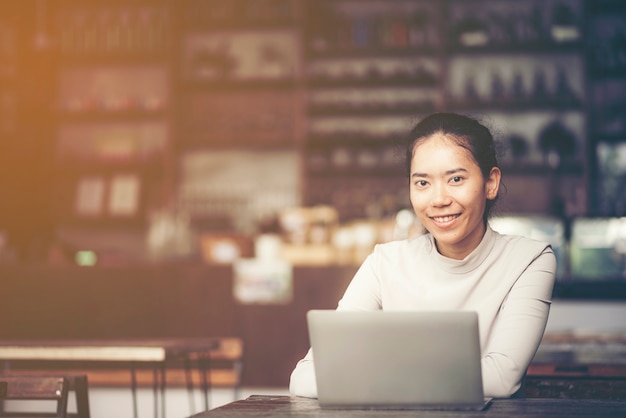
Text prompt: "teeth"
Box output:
[[433, 215, 457, 222]]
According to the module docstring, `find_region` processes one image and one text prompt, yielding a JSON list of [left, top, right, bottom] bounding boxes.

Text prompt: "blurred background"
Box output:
[[1, 0, 626, 410]]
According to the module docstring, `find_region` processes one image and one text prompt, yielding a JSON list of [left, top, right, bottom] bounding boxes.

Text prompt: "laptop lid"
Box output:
[[307, 310, 490, 410]]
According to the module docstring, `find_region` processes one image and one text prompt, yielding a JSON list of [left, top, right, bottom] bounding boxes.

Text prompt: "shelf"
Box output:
[[183, 19, 296, 31], [54, 157, 167, 174], [309, 102, 435, 116], [306, 134, 404, 145], [447, 41, 583, 55], [307, 75, 437, 89], [180, 78, 299, 91], [306, 164, 405, 178], [58, 51, 170, 66], [447, 97, 584, 112], [57, 109, 167, 122], [306, 46, 438, 59]]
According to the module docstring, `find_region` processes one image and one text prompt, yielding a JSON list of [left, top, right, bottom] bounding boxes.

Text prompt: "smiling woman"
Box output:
[[289, 113, 557, 400], [406, 114, 502, 260]]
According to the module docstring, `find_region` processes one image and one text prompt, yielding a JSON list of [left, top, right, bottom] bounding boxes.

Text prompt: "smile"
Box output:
[[431, 214, 460, 223]]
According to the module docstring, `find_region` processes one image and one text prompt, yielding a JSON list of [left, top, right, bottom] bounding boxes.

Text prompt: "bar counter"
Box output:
[[0, 263, 355, 387], [190, 395, 626, 418], [2, 263, 626, 396]]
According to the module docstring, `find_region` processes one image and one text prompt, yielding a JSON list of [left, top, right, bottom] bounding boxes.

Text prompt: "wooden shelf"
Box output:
[[57, 109, 167, 122], [306, 46, 439, 59], [307, 76, 437, 89], [180, 78, 299, 91], [309, 103, 435, 116], [447, 41, 583, 55], [446, 98, 584, 112]]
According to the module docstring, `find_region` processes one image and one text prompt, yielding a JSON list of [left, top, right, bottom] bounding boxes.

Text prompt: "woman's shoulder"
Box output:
[[489, 226, 554, 257]]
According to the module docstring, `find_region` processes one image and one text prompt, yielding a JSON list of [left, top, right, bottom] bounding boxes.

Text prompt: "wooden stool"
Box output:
[[0, 375, 68, 417], [0, 375, 90, 418]]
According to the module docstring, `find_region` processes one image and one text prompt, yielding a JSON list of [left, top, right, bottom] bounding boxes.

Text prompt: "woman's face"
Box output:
[[409, 134, 500, 260]]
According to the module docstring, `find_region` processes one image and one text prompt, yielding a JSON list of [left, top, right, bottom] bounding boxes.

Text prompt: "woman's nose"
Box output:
[[431, 184, 452, 207]]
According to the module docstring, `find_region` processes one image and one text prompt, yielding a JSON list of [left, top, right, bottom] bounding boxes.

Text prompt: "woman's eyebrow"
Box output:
[[411, 167, 468, 178], [445, 167, 468, 175]]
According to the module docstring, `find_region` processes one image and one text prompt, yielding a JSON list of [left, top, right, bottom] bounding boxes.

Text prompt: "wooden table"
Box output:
[[190, 395, 626, 418], [0, 338, 222, 418], [527, 332, 626, 399]]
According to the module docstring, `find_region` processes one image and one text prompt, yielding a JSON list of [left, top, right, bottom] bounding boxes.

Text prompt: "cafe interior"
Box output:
[[0, 0, 625, 417]]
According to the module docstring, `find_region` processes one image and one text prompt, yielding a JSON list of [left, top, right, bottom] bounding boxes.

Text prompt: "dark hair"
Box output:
[[405, 112, 501, 223]]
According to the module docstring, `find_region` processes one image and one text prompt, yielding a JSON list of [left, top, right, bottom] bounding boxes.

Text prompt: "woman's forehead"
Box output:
[[411, 134, 478, 169], [412, 133, 471, 157]]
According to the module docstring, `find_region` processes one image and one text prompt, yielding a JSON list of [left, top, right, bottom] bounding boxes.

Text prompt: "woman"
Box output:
[[289, 113, 557, 399]]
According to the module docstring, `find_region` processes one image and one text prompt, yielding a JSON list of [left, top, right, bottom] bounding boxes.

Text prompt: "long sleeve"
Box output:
[[480, 247, 556, 398], [288, 348, 317, 398]]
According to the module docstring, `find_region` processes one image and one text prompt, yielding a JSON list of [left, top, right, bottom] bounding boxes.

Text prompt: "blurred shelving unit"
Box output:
[[301, 0, 443, 219], [0, 0, 624, 268], [173, 0, 304, 233], [442, 0, 587, 218], [51, 0, 173, 229], [176, 0, 303, 151], [300, 0, 592, 221]]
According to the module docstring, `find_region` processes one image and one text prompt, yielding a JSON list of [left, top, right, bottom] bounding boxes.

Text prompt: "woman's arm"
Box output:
[[481, 247, 557, 398], [288, 348, 318, 398]]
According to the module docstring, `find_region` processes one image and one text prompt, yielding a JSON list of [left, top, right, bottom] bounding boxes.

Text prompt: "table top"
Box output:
[[189, 395, 626, 418], [0, 338, 219, 362]]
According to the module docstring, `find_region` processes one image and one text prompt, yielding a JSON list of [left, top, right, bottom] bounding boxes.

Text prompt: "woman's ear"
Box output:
[[485, 167, 501, 200]]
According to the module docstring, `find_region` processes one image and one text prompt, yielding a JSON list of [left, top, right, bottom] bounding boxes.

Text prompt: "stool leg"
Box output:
[[131, 364, 138, 418], [234, 359, 243, 401], [153, 367, 158, 418], [185, 356, 195, 414], [74, 375, 91, 418], [199, 355, 210, 411], [55, 378, 69, 418], [160, 361, 166, 418]]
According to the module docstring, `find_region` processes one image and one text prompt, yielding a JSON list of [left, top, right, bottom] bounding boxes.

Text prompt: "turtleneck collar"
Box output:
[[426, 225, 498, 275]]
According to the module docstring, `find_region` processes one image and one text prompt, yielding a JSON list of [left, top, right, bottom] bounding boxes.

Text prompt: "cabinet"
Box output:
[[52, 2, 172, 227], [301, 0, 589, 220]]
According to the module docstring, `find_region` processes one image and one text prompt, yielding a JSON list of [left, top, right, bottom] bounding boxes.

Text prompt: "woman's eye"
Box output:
[[415, 180, 428, 187]]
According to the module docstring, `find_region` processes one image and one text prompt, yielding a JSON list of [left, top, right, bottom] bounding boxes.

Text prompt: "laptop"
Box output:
[[307, 309, 492, 411]]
